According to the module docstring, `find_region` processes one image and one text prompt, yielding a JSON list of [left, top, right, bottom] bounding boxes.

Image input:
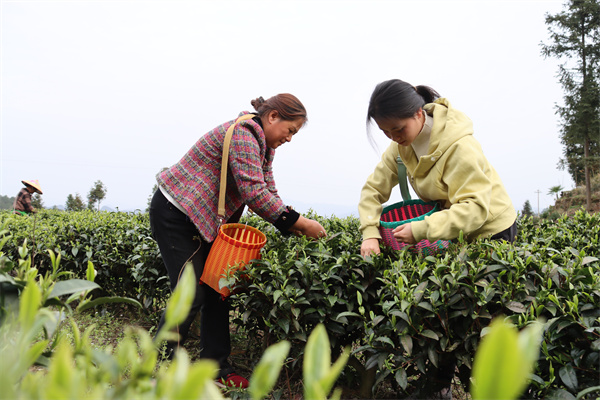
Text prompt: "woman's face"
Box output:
[[263, 111, 304, 149], [375, 109, 424, 147]]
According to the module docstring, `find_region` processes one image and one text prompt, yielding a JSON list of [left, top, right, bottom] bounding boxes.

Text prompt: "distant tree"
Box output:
[[522, 200, 534, 218], [548, 185, 565, 202], [540, 0, 600, 212], [66, 193, 86, 211], [31, 193, 44, 210], [0, 195, 15, 210], [146, 183, 158, 213], [87, 180, 107, 211], [146, 168, 167, 213]]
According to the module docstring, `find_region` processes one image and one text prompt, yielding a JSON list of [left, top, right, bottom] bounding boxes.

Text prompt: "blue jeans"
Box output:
[[149, 189, 233, 377]]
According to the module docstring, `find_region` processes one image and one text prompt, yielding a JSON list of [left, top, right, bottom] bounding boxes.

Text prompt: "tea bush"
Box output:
[[0, 210, 167, 311], [230, 214, 386, 396], [233, 211, 599, 399], [2, 208, 599, 399], [0, 225, 348, 400]]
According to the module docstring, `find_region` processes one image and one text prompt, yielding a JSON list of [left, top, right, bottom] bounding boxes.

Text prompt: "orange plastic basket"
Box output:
[[200, 223, 266, 298]]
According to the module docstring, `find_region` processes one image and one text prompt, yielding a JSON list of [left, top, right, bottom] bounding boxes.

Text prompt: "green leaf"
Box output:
[[77, 296, 143, 312], [413, 281, 428, 303], [325, 346, 350, 397], [428, 346, 439, 368], [558, 364, 578, 392], [48, 279, 100, 299], [517, 320, 544, 377], [375, 336, 395, 347], [506, 301, 527, 313], [19, 281, 42, 330], [85, 261, 96, 282], [395, 368, 408, 390], [421, 329, 439, 341], [576, 386, 600, 400], [335, 311, 361, 320], [547, 388, 577, 400], [581, 256, 598, 266], [46, 340, 78, 399], [400, 335, 413, 356], [303, 324, 349, 400], [249, 341, 291, 400], [0, 274, 19, 285], [372, 315, 385, 326], [471, 318, 530, 400], [277, 319, 290, 334], [25, 339, 50, 370], [304, 324, 330, 400], [162, 263, 196, 334], [172, 359, 220, 399]]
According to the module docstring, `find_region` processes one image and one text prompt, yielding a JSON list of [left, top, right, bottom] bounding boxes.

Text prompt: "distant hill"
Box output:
[[551, 173, 600, 215], [0, 195, 15, 210]]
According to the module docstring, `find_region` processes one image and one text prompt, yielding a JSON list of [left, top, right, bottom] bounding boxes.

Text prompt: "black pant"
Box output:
[[490, 219, 518, 242], [149, 189, 233, 377]]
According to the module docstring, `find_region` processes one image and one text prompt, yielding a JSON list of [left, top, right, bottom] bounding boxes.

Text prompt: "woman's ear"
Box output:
[[268, 110, 279, 124]]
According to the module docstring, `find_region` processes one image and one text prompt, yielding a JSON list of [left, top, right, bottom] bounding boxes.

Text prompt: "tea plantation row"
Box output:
[[0, 209, 598, 399]]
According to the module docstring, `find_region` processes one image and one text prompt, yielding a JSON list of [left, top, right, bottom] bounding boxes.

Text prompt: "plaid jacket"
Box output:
[[13, 188, 33, 213], [157, 112, 287, 242]]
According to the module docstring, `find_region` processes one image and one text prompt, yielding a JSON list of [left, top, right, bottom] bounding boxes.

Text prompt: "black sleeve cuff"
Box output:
[[274, 206, 300, 235]]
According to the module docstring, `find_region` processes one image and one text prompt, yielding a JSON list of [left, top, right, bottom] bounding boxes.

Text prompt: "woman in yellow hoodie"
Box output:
[[359, 79, 517, 257]]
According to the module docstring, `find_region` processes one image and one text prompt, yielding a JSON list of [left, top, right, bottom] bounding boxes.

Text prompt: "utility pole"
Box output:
[[535, 190, 541, 215]]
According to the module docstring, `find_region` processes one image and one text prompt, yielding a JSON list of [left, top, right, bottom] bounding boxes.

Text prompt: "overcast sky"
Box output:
[[2, 0, 572, 216]]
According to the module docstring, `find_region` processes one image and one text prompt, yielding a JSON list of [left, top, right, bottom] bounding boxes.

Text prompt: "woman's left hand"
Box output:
[[393, 223, 416, 244]]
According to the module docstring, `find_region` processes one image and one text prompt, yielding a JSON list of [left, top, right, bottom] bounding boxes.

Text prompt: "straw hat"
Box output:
[[22, 179, 43, 194]]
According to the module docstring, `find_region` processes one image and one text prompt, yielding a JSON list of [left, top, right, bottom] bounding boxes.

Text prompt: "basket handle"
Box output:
[[396, 156, 412, 201], [218, 114, 256, 222]]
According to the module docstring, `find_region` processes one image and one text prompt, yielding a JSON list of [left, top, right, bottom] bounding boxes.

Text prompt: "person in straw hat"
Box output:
[[13, 179, 43, 216]]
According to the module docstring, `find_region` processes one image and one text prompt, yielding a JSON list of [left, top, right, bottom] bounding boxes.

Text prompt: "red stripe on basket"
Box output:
[[404, 206, 413, 220], [408, 206, 415, 220]]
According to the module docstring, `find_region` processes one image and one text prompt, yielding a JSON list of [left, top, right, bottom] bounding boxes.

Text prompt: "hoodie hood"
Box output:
[[398, 98, 474, 177]]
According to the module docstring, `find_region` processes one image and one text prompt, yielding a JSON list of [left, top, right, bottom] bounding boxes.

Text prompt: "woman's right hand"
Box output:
[[361, 238, 381, 257], [291, 216, 327, 239]]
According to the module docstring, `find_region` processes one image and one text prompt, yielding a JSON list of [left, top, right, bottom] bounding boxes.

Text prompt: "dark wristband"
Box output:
[[274, 206, 300, 235]]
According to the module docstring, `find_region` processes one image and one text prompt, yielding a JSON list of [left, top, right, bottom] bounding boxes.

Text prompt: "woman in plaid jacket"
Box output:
[[149, 93, 326, 388]]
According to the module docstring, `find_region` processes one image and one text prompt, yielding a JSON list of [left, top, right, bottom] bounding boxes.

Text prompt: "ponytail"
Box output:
[[415, 85, 440, 105]]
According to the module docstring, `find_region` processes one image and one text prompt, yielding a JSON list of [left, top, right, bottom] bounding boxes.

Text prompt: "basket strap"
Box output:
[[396, 156, 412, 201], [218, 114, 256, 221]]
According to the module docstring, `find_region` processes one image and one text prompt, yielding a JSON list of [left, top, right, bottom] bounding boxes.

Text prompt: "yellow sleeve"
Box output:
[[410, 138, 493, 242], [358, 143, 400, 240]]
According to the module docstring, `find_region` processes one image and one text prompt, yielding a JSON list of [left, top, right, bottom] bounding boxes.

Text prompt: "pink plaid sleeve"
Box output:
[[228, 124, 287, 223]]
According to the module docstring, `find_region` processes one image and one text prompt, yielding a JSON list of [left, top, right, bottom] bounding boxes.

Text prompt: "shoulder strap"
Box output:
[[396, 156, 412, 201], [218, 114, 256, 222]]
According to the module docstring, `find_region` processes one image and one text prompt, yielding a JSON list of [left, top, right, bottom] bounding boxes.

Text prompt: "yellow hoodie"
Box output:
[[359, 98, 516, 243]]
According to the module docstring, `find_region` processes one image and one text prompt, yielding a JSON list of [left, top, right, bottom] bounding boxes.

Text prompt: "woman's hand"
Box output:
[[291, 216, 327, 239], [361, 238, 381, 257], [393, 223, 416, 244]]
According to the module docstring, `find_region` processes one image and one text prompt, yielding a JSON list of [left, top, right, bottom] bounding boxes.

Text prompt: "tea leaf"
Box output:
[[250, 341, 290, 400]]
